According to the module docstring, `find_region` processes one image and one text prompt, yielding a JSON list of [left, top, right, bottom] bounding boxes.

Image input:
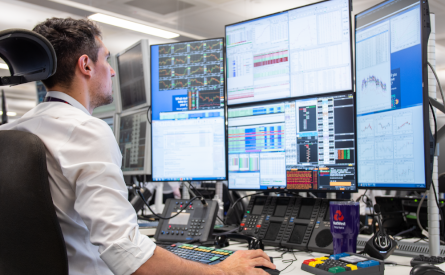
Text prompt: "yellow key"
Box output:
[[319, 257, 329, 261], [346, 264, 357, 271], [309, 261, 323, 267]]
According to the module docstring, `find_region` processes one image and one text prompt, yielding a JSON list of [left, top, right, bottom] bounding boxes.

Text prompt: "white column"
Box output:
[[428, 13, 440, 257]]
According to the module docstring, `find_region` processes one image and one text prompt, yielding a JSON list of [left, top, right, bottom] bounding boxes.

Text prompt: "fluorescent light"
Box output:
[[0, 111, 17, 116], [0, 63, 8, 70], [89, 13, 180, 39]]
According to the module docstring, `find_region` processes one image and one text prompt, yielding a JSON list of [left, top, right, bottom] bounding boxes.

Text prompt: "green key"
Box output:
[[209, 257, 220, 262], [328, 267, 346, 273]]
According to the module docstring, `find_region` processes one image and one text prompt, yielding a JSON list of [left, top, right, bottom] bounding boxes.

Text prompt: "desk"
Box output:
[[149, 236, 413, 274], [223, 242, 412, 274]]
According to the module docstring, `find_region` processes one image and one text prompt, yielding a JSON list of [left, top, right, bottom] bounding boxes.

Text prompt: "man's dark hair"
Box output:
[[33, 18, 102, 89]]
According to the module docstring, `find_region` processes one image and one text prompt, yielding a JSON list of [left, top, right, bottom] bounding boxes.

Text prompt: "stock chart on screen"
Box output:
[[355, 0, 426, 189], [228, 93, 356, 191], [151, 39, 226, 181], [225, 0, 352, 105], [152, 38, 224, 120]]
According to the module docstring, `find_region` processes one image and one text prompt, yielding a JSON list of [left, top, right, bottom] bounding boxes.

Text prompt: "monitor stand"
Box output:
[[154, 182, 164, 214]]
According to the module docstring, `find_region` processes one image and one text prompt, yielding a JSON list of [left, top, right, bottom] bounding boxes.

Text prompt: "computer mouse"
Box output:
[[410, 264, 445, 275], [254, 256, 281, 275]]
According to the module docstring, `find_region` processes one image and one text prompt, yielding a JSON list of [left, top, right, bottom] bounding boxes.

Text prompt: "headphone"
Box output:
[[373, 204, 392, 251]]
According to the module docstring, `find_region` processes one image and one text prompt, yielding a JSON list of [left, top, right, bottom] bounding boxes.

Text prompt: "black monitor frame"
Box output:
[[150, 38, 228, 182], [116, 39, 151, 114], [224, 0, 354, 107], [116, 108, 151, 176], [227, 91, 357, 192], [354, 0, 431, 190]]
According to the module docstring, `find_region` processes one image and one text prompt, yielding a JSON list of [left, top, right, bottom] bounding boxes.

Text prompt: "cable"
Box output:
[[229, 191, 287, 210], [280, 250, 298, 273], [187, 181, 226, 225], [417, 192, 427, 234], [393, 226, 416, 237], [138, 190, 200, 220], [431, 180, 445, 241], [146, 106, 152, 124], [428, 101, 445, 242], [427, 61, 445, 106]]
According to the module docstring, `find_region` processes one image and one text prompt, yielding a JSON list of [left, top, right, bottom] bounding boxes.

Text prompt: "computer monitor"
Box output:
[[116, 108, 151, 175], [355, 0, 431, 190], [228, 92, 356, 191], [225, 0, 353, 105], [116, 40, 151, 113], [150, 38, 227, 181], [93, 54, 119, 115]]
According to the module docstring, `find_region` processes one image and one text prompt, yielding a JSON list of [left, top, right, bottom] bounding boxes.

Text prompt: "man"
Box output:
[[0, 18, 275, 275]]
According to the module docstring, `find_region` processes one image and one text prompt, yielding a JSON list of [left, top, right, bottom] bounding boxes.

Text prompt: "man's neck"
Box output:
[[49, 84, 93, 114]]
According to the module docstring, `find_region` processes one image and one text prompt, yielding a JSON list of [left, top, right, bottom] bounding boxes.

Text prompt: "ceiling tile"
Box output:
[[125, 0, 194, 15]]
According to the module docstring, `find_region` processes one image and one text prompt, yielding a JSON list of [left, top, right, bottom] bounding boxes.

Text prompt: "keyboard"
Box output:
[[164, 243, 280, 274], [411, 255, 445, 266], [301, 253, 384, 275], [165, 243, 234, 265]]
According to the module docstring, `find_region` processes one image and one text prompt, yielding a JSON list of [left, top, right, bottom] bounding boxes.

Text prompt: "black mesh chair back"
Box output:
[[0, 130, 68, 274]]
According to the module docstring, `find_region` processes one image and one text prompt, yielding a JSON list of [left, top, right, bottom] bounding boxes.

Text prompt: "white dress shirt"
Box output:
[[0, 91, 155, 275]]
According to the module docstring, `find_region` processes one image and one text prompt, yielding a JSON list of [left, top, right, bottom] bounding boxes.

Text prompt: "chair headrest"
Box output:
[[0, 28, 56, 86]]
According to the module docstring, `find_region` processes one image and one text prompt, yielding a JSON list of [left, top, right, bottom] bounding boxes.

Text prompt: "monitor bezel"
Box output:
[[227, 90, 357, 192], [115, 39, 151, 114], [149, 37, 228, 182], [224, 0, 354, 106], [116, 107, 151, 176], [354, 0, 431, 191]]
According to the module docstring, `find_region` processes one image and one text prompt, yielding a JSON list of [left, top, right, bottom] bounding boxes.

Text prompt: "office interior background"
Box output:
[[1, 0, 444, 174]]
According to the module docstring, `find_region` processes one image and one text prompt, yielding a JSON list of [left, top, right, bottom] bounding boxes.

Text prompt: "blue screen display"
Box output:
[[355, 0, 426, 189], [151, 39, 227, 181]]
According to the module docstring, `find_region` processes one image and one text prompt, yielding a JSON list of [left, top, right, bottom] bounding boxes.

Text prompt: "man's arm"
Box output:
[[133, 246, 276, 275]]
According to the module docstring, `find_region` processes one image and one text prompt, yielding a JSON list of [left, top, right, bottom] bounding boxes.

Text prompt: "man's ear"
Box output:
[[77, 54, 92, 77]]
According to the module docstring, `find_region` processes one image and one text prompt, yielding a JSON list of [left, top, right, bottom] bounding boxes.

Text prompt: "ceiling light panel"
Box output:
[[89, 13, 180, 39]]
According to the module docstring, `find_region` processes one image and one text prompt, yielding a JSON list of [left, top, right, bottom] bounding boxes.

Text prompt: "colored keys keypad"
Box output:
[[165, 243, 234, 265], [301, 253, 384, 275]]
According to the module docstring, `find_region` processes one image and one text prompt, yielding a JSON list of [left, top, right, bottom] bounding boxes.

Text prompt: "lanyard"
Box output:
[[43, 96, 72, 106]]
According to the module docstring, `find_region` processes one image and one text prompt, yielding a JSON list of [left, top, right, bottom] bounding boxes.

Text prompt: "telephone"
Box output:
[[154, 198, 218, 243]]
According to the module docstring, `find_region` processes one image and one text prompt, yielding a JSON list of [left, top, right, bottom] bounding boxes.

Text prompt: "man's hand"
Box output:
[[213, 249, 276, 275]]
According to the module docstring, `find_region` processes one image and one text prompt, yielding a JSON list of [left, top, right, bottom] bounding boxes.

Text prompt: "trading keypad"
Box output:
[[301, 253, 384, 275]]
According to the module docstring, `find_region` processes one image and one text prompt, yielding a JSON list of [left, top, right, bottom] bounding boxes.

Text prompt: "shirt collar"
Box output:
[[45, 91, 91, 116]]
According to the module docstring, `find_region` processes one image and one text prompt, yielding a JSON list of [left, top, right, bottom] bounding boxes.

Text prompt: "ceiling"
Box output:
[[1, 0, 445, 120]]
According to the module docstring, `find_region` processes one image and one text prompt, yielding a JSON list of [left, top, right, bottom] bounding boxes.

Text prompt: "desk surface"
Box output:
[[224, 242, 412, 274], [151, 237, 413, 274]]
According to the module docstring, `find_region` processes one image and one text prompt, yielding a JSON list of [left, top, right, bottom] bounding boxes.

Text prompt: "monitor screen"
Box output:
[[151, 38, 226, 181], [152, 109, 226, 181], [117, 41, 149, 111], [225, 0, 352, 105], [355, 0, 426, 189], [118, 109, 149, 174], [228, 92, 356, 191], [151, 39, 224, 120]]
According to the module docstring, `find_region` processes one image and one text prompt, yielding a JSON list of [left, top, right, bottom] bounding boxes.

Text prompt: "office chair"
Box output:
[[0, 29, 68, 274]]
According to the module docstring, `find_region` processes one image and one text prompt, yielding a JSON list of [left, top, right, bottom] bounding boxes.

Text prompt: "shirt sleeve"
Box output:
[[57, 118, 155, 275]]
